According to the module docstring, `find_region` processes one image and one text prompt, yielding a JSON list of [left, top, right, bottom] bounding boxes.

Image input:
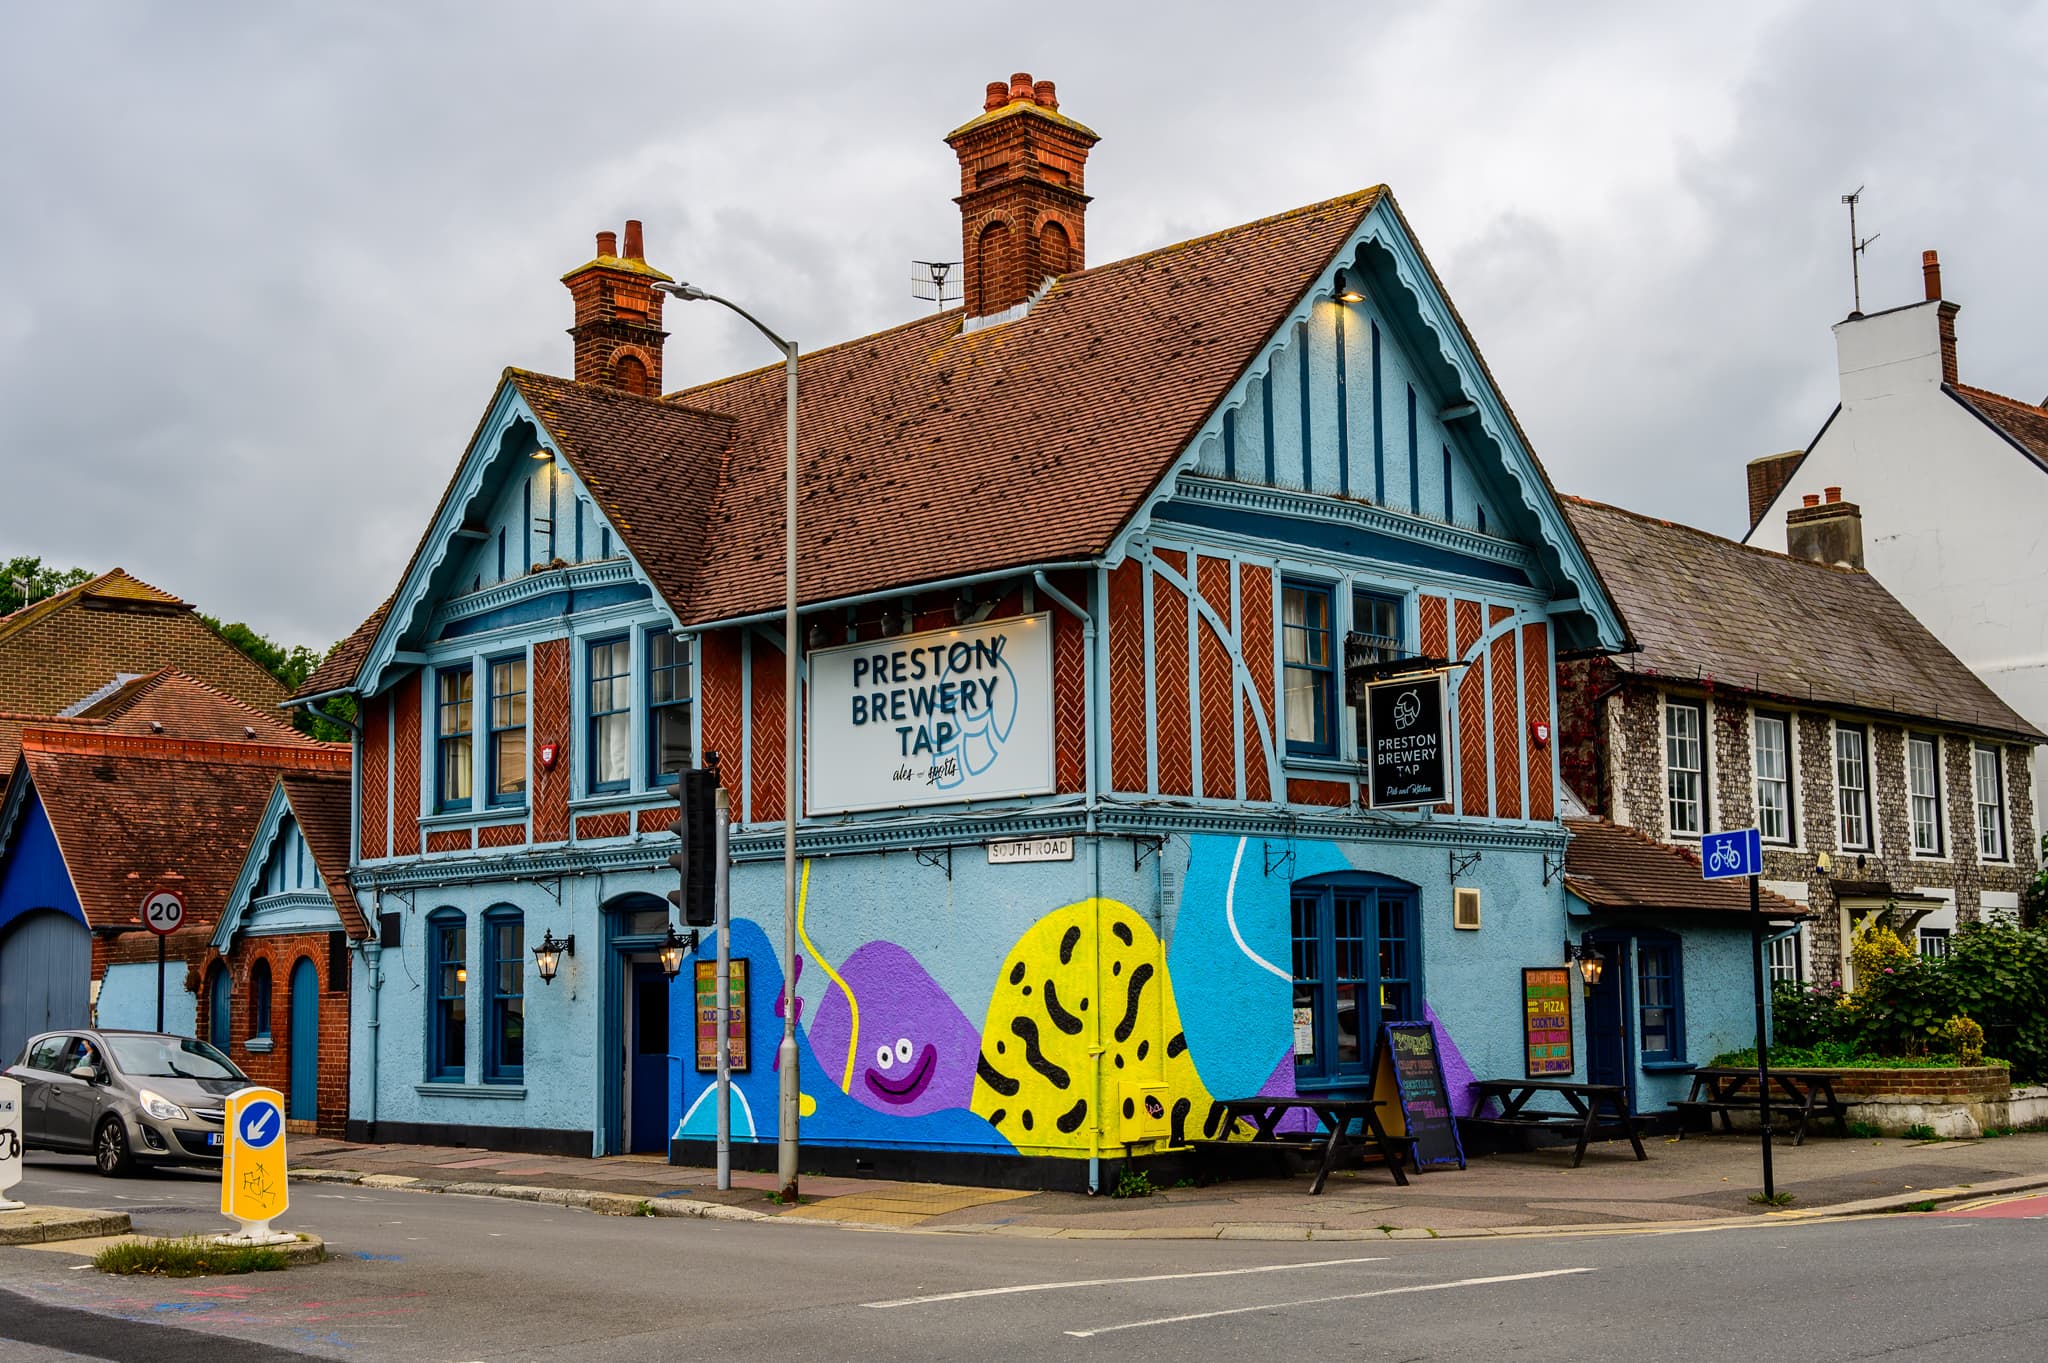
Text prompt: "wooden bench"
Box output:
[[1464, 1079, 1649, 1168], [1197, 1097, 1414, 1194], [1670, 1069, 1849, 1147]]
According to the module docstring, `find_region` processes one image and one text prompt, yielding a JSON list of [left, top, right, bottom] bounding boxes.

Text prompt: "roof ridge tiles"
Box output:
[[1560, 493, 1869, 576], [1953, 381, 2046, 414], [20, 727, 349, 769]]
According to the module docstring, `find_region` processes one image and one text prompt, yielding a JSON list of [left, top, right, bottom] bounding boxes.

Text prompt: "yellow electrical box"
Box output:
[[1119, 1082, 1171, 1144]]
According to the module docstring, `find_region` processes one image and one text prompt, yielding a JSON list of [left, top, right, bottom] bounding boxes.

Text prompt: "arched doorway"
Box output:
[[601, 893, 678, 1154], [0, 909, 89, 1062], [206, 962, 232, 1049], [288, 957, 320, 1122]]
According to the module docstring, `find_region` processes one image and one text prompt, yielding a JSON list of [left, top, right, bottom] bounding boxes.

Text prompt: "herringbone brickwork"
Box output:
[[1107, 560, 1147, 792], [1239, 566, 1274, 802], [1454, 600, 1486, 816], [359, 696, 388, 860], [1522, 621, 1554, 821], [1050, 571, 1087, 793], [478, 821, 526, 848], [1490, 607, 1521, 820], [392, 673, 422, 856], [531, 640, 571, 842], [576, 811, 631, 841], [1420, 595, 1453, 814], [750, 633, 786, 822], [1196, 556, 1235, 800], [699, 630, 743, 786], [426, 828, 471, 853], [1153, 553, 1192, 797], [1287, 777, 1351, 806]]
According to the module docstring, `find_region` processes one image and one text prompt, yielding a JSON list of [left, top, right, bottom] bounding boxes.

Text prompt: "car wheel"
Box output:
[[95, 1118, 134, 1177]]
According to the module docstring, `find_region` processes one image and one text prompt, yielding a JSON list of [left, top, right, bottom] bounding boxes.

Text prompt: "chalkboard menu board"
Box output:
[[1522, 968, 1575, 1078], [1375, 1020, 1466, 1170], [695, 958, 750, 1073]]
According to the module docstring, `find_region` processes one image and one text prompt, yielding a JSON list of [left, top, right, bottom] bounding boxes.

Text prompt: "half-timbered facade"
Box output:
[[300, 75, 1664, 1178]]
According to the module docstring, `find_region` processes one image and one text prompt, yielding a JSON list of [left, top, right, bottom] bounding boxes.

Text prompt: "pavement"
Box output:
[[279, 1128, 2048, 1239]]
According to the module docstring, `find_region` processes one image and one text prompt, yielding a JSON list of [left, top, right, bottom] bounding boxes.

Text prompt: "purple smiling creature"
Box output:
[[808, 942, 980, 1117]]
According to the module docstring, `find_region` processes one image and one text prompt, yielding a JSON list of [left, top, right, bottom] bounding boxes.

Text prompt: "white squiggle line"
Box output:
[[1225, 836, 1291, 983]]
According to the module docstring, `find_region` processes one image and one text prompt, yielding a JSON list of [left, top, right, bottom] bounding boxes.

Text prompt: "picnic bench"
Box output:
[[1670, 1067, 1849, 1146], [1190, 1096, 1415, 1195], [1459, 1078, 1649, 1168]]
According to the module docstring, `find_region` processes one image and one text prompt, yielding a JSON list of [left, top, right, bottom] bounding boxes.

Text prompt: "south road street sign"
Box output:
[[1701, 827, 1763, 881]]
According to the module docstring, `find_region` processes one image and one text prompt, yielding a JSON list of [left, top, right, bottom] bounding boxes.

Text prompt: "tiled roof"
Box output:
[[506, 371, 733, 617], [1954, 384, 2048, 473], [0, 568, 184, 646], [663, 188, 1386, 625], [1564, 818, 1806, 918], [18, 729, 348, 932], [1, 668, 312, 793], [1563, 497, 2042, 742], [280, 772, 365, 936]]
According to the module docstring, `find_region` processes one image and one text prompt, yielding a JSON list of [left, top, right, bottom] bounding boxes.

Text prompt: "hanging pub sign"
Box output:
[[1363, 673, 1449, 808], [1522, 967, 1575, 1078], [806, 614, 1055, 815]]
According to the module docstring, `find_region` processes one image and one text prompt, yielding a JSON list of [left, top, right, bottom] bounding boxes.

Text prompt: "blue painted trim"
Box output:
[[1188, 554, 1205, 789], [521, 477, 531, 578], [1371, 322, 1384, 503], [496, 527, 506, 583], [1296, 321, 1312, 488], [1280, 577, 1337, 758], [1406, 385, 1419, 513], [1334, 308, 1350, 496], [575, 497, 585, 561], [433, 664, 474, 814], [1222, 409, 1236, 481], [216, 784, 291, 951], [1442, 444, 1453, 523], [1153, 501, 1532, 588], [1260, 370, 1276, 484], [586, 633, 632, 795], [1141, 555, 1159, 794], [0, 786, 88, 938], [438, 582, 651, 641], [486, 650, 528, 810], [426, 908, 467, 1083], [1635, 935, 1684, 1064], [484, 905, 525, 1083]]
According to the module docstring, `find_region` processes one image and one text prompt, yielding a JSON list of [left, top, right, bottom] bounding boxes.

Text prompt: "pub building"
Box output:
[[295, 74, 1778, 1184]]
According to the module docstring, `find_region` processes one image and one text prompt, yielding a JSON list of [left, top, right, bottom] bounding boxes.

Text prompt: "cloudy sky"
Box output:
[[3, 2, 2043, 651]]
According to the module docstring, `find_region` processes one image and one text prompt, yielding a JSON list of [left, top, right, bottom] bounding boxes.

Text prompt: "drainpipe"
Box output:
[[363, 892, 383, 1132], [1035, 570, 1106, 1194]]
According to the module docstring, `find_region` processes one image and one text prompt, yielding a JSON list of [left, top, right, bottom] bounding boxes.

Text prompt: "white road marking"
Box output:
[[863, 1256, 1390, 1309], [1064, 1266, 1597, 1338]]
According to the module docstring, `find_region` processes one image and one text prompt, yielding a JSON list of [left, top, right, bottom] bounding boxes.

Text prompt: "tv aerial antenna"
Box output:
[[911, 260, 961, 313], [1841, 187, 1880, 314]]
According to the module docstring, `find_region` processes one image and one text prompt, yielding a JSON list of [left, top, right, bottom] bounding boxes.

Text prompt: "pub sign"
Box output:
[[1363, 673, 1448, 807]]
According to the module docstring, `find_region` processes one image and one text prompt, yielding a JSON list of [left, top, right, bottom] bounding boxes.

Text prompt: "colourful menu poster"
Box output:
[[1522, 967, 1574, 1077], [695, 958, 750, 1074]]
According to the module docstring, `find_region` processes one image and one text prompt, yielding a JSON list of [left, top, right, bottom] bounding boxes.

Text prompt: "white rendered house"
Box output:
[[1746, 250, 2048, 837]]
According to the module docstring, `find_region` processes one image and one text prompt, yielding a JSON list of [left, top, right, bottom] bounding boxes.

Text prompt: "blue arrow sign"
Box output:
[[1701, 827, 1763, 880], [237, 1100, 282, 1150]]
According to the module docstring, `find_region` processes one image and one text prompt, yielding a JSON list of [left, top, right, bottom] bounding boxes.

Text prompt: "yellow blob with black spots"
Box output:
[[971, 899, 1222, 1155]]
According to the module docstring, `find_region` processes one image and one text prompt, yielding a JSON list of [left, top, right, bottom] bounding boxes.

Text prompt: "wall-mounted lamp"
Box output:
[[531, 929, 576, 985], [530, 445, 555, 462], [1334, 270, 1365, 304], [659, 923, 699, 981], [1564, 939, 1605, 986], [806, 620, 831, 649]]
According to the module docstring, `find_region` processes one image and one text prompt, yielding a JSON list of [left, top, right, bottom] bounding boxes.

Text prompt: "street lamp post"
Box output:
[[655, 281, 801, 1200]]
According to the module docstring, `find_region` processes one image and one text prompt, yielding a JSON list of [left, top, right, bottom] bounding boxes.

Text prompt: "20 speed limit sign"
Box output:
[[141, 888, 185, 936]]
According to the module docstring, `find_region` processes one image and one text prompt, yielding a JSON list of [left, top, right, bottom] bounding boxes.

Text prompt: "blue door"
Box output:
[[0, 909, 89, 1065], [207, 964, 233, 1050], [1583, 938, 1634, 1109], [629, 962, 671, 1153], [289, 957, 319, 1122]]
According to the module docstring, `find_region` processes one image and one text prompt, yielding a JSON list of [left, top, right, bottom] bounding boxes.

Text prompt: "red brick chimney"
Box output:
[[1922, 248, 1959, 386], [562, 220, 672, 395], [945, 73, 1100, 319]]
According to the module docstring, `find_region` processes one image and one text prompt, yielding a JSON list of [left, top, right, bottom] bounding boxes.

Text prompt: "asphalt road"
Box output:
[[4, 1154, 2045, 1362]]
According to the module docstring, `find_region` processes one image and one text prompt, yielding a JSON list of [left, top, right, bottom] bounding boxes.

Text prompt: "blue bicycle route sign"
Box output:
[[1701, 827, 1763, 881]]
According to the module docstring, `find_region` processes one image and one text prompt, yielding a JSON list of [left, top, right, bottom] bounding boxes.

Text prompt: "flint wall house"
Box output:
[[296, 75, 1796, 1176]]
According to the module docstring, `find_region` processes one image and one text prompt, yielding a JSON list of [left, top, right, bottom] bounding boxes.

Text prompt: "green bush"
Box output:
[[1771, 982, 1853, 1049], [1112, 1169, 1155, 1199], [1846, 919, 2048, 1081]]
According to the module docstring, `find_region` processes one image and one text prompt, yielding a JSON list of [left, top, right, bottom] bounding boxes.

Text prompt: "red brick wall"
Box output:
[[196, 934, 349, 1137], [530, 640, 571, 842], [1490, 606, 1522, 821], [1196, 556, 1235, 800], [1049, 570, 1088, 795], [750, 632, 787, 822], [1521, 621, 1554, 822], [425, 828, 471, 853], [1107, 560, 1147, 793], [478, 821, 526, 848], [1454, 599, 1486, 816], [1420, 595, 1454, 815], [0, 597, 287, 717], [1239, 566, 1274, 803], [1556, 656, 1617, 819], [359, 695, 388, 860], [1287, 778, 1352, 806], [1153, 553, 1192, 797], [391, 673, 422, 857], [699, 630, 743, 789], [576, 811, 631, 840]]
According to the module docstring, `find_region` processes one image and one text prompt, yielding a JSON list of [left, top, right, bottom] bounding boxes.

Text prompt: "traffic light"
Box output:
[[667, 765, 720, 927]]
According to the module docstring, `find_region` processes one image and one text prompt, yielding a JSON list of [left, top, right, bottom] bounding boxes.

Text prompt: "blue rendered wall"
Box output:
[[97, 961, 198, 1037], [0, 794, 86, 939]]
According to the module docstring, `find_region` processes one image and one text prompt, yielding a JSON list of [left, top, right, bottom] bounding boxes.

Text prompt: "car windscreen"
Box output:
[[102, 1035, 247, 1082]]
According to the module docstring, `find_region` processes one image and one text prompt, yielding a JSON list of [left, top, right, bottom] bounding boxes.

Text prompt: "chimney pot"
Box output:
[[1010, 71, 1034, 101], [948, 75, 1099, 320], [1922, 248, 1942, 301], [1802, 494, 1821, 508], [1824, 485, 1842, 504], [597, 230, 617, 257], [622, 220, 645, 261], [1034, 80, 1057, 108], [985, 81, 1008, 111], [567, 219, 667, 393]]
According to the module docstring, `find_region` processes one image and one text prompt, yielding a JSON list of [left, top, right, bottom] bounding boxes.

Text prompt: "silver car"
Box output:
[[5, 1029, 246, 1176]]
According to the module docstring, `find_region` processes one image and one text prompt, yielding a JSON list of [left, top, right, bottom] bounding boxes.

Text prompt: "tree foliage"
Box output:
[[1, 555, 93, 615], [198, 613, 357, 743]]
